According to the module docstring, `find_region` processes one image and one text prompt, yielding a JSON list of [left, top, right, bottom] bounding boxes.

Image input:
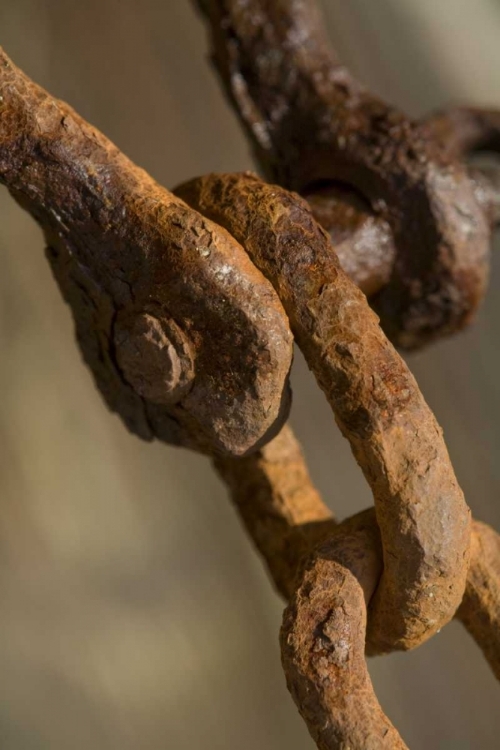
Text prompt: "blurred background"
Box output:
[[0, 1, 499, 747]]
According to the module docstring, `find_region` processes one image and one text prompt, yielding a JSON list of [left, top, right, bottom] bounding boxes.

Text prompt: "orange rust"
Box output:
[[177, 171, 471, 654]]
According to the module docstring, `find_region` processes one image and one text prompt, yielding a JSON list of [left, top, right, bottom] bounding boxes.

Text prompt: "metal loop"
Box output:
[[217, 427, 500, 749], [3, 32, 500, 750], [197, 0, 498, 349], [178, 171, 471, 653], [281, 510, 407, 750], [281, 512, 500, 750], [0, 47, 293, 457]]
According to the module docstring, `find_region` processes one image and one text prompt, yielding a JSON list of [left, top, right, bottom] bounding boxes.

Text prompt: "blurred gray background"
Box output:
[[0, 1, 499, 748]]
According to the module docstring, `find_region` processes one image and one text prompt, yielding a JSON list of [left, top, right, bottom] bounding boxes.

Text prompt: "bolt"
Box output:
[[114, 311, 195, 405]]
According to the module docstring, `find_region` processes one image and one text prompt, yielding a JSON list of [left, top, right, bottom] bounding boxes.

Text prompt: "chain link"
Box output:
[[1, 1, 500, 745]]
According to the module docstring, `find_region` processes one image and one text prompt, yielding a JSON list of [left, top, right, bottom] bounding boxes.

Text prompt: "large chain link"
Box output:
[[1, 0, 500, 745], [196, 0, 500, 347]]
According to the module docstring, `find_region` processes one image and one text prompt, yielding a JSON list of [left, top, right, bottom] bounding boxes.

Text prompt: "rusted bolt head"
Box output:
[[114, 311, 195, 405]]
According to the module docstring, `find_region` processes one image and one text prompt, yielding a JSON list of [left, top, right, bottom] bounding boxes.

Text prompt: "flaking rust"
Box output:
[[196, 0, 500, 348], [2, 13, 500, 750], [217, 424, 500, 749], [177, 172, 471, 654], [0, 46, 293, 457]]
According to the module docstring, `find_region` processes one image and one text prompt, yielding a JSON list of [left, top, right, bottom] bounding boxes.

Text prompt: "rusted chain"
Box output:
[[217, 427, 500, 749], [281, 510, 405, 750], [2, 39, 500, 750], [196, 0, 500, 349], [281, 512, 500, 750], [0, 47, 293, 456], [177, 171, 471, 654], [216, 435, 401, 747]]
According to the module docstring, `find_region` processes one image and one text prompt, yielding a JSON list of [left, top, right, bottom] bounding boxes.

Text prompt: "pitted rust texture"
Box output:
[[217, 425, 500, 748], [2, 38, 500, 750], [281, 511, 406, 750], [196, 0, 500, 349], [0, 47, 293, 456], [216, 428, 406, 747], [177, 171, 471, 654], [215, 430, 401, 746], [218, 425, 500, 749], [281, 508, 500, 750]]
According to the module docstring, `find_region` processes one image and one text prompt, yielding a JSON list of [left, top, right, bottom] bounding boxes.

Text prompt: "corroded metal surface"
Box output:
[[281, 511, 405, 750], [196, 0, 500, 349], [177, 171, 471, 654], [218, 424, 500, 749], [2, 21, 500, 750], [0, 47, 293, 456]]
